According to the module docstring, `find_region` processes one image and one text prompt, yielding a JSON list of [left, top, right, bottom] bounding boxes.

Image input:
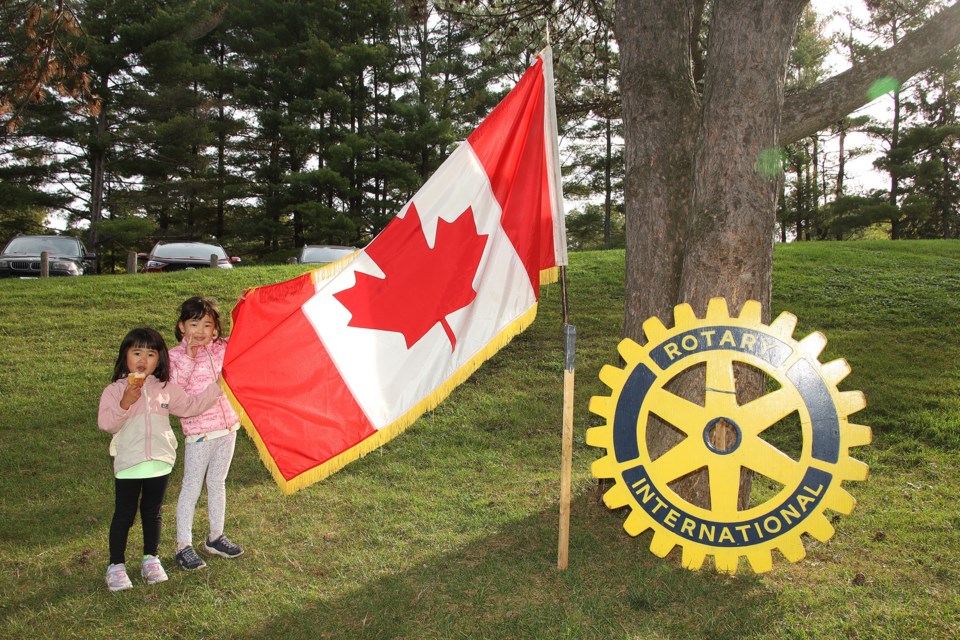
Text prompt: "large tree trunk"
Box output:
[[615, 1, 700, 340], [617, 0, 812, 334], [679, 0, 805, 508], [615, 0, 960, 514], [680, 0, 801, 318]]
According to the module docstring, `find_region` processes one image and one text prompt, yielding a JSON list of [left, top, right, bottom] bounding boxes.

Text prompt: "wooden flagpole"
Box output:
[[558, 265, 575, 569], [539, 33, 573, 569]]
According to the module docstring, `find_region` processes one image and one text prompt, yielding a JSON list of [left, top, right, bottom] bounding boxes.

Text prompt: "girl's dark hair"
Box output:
[[112, 328, 170, 382], [175, 296, 224, 342]]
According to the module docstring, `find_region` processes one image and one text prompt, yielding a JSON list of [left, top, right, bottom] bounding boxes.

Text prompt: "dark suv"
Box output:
[[0, 235, 96, 277]]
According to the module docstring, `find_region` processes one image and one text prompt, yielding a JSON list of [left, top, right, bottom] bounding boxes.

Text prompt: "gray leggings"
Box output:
[[175, 431, 237, 546]]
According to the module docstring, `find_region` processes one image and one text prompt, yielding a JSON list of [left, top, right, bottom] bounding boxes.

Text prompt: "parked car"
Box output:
[[0, 235, 96, 277], [292, 245, 358, 265], [142, 241, 240, 272]]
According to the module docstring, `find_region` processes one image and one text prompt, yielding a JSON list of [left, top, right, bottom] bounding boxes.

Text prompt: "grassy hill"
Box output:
[[1, 240, 958, 639]]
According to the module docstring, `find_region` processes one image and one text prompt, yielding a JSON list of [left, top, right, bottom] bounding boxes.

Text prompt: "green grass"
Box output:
[[1, 240, 958, 639]]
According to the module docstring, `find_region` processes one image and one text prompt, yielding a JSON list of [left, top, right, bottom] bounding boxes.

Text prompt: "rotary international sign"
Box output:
[[588, 298, 871, 573]]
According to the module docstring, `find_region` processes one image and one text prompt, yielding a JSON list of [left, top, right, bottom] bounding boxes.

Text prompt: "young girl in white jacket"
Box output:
[[169, 296, 244, 571], [98, 327, 223, 592]]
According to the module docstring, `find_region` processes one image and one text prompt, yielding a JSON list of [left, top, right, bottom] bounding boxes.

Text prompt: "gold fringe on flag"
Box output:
[[540, 265, 559, 286], [221, 265, 556, 495]]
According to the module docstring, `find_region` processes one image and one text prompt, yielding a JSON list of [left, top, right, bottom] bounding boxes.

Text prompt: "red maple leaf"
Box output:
[[334, 204, 489, 350]]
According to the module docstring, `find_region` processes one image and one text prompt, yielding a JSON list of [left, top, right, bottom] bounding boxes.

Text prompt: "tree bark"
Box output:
[[615, 1, 700, 338], [673, 0, 805, 507], [680, 0, 804, 319]]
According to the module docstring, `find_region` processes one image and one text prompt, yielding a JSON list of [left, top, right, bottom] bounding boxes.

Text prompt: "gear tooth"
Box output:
[[824, 487, 857, 515], [590, 455, 618, 479], [777, 536, 806, 562], [617, 337, 645, 363], [821, 358, 852, 385], [588, 395, 613, 418], [738, 299, 763, 323], [585, 425, 611, 448], [598, 364, 627, 389], [705, 297, 729, 321], [844, 423, 873, 448], [712, 550, 740, 574], [673, 302, 698, 327], [640, 317, 668, 344], [770, 311, 798, 338], [805, 513, 835, 542], [839, 390, 867, 415], [601, 481, 633, 509], [682, 546, 707, 571], [798, 331, 827, 359], [649, 531, 676, 558], [745, 549, 773, 574], [840, 457, 870, 481], [624, 511, 651, 537]]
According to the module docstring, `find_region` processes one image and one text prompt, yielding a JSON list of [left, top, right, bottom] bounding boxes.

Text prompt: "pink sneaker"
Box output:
[[105, 563, 133, 592], [141, 555, 168, 585]]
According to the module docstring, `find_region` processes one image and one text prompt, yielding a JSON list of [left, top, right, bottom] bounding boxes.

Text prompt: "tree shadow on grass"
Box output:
[[226, 492, 775, 640], [0, 425, 279, 553]]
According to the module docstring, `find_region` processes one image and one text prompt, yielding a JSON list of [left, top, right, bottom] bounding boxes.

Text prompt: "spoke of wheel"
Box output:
[[705, 352, 736, 396], [647, 437, 704, 485], [739, 437, 802, 488], [646, 387, 711, 437], [707, 457, 742, 518], [736, 386, 800, 437]]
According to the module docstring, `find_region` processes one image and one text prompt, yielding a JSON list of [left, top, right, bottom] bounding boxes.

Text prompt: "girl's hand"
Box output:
[[119, 380, 142, 409], [185, 333, 205, 358]]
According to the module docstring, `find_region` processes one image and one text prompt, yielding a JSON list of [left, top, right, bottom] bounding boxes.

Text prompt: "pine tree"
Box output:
[[880, 48, 960, 237], [780, 6, 830, 241]]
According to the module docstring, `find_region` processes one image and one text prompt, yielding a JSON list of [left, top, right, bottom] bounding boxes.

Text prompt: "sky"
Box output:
[[807, 0, 892, 194]]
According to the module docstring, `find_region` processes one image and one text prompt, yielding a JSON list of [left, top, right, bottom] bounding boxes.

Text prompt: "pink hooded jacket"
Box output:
[[169, 337, 240, 437], [98, 375, 222, 473]]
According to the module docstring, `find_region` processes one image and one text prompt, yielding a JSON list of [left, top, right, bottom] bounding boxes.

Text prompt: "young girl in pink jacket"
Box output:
[[98, 327, 223, 592], [169, 296, 244, 571]]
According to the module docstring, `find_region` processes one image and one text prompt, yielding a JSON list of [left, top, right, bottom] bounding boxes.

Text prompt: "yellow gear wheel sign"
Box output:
[[588, 298, 871, 574]]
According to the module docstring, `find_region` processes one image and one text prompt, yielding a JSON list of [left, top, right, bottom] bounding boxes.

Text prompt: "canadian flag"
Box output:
[[222, 47, 568, 494]]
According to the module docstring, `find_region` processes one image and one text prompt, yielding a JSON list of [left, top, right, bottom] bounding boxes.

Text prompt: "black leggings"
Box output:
[[109, 474, 170, 565]]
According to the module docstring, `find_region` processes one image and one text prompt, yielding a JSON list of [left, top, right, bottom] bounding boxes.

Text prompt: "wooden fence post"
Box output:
[[127, 251, 138, 274], [40, 251, 49, 278]]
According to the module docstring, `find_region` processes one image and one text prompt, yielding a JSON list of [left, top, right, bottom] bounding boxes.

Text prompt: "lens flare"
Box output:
[[755, 147, 786, 178], [867, 76, 900, 100]]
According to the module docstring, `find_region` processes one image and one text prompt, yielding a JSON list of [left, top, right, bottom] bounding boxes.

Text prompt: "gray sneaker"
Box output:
[[105, 563, 133, 591], [203, 534, 243, 558], [141, 555, 168, 585], [175, 545, 207, 570]]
